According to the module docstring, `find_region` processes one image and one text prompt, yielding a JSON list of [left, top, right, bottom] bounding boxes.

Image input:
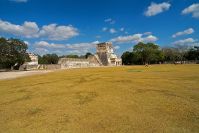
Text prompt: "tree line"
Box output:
[[1, 37, 199, 70], [121, 42, 199, 65]]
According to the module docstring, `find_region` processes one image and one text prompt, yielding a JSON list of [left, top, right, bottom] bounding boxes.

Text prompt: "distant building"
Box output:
[[26, 53, 38, 65], [58, 42, 122, 68], [96, 42, 122, 66]]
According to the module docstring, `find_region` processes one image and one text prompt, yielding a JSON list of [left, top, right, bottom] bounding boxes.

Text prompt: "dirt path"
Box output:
[[0, 70, 52, 80]]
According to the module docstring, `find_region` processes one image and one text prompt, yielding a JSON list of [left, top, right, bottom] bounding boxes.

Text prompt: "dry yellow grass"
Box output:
[[0, 65, 199, 133]]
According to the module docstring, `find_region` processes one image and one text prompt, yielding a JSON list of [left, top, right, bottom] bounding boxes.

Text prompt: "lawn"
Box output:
[[0, 65, 199, 133]]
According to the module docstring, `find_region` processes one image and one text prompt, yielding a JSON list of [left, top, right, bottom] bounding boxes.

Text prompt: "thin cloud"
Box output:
[[172, 28, 194, 38], [104, 18, 115, 24], [65, 41, 99, 50], [34, 41, 100, 55], [102, 27, 108, 31], [143, 32, 152, 35], [120, 28, 125, 32], [104, 18, 112, 22], [172, 38, 196, 45], [145, 2, 171, 17], [172, 38, 199, 49], [96, 35, 101, 39], [35, 41, 65, 48], [110, 34, 142, 44], [114, 45, 120, 50], [102, 27, 117, 34], [109, 28, 117, 34], [110, 33, 158, 44], [143, 35, 158, 42], [182, 3, 199, 19]]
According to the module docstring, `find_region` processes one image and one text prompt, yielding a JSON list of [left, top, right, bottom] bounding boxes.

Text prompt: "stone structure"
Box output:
[[59, 42, 122, 68], [19, 53, 39, 70], [20, 64, 61, 71], [59, 58, 93, 69], [96, 42, 122, 66], [26, 53, 38, 65]]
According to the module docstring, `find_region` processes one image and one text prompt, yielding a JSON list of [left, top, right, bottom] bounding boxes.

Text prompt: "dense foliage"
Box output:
[[0, 37, 30, 69], [38, 54, 59, 64], [122, 42, 163, 65], [184, 47, 199, 60], [122, 42, 199, 65]]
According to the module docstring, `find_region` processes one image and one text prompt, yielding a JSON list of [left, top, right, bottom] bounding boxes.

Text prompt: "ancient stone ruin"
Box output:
[[21, 42, 121, 70], [96, 42, 122, 66], [59, 42, 122, 68], [26, 53, 38, 65]]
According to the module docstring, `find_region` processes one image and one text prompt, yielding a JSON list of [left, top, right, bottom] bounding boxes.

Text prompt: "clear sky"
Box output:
[[0, 0, 198, 56]]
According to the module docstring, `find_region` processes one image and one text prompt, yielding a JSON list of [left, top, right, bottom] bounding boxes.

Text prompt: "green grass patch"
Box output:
[[127, 69, 143, 72]]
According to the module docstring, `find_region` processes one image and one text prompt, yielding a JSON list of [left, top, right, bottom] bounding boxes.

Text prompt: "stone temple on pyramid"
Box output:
[[58, 42, 122, 68]]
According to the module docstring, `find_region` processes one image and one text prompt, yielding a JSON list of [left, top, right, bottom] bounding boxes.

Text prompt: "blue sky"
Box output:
[[0, 0, 198, 56]]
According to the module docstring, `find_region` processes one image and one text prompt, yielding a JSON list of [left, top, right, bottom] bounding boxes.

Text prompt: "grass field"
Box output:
[[0, 65, 199, 133]]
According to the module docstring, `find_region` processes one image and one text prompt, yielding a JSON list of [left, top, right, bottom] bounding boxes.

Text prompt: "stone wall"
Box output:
[[19, 64, 61, 70], [88, 55, 102, 66], [58, 57, 101, 69]]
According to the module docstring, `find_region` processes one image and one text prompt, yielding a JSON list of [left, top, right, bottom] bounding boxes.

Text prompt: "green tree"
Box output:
[[162, 48, 180, 62], [185, 48, 199, 60], [0, 37, 29, 69], [38, 55, 46, 64], [121, 51, 134, 65], [85, 52, 93, 59], [66, 54, 79, 58], [133, 42, 163, 64], [38, 54, 59, 64]]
